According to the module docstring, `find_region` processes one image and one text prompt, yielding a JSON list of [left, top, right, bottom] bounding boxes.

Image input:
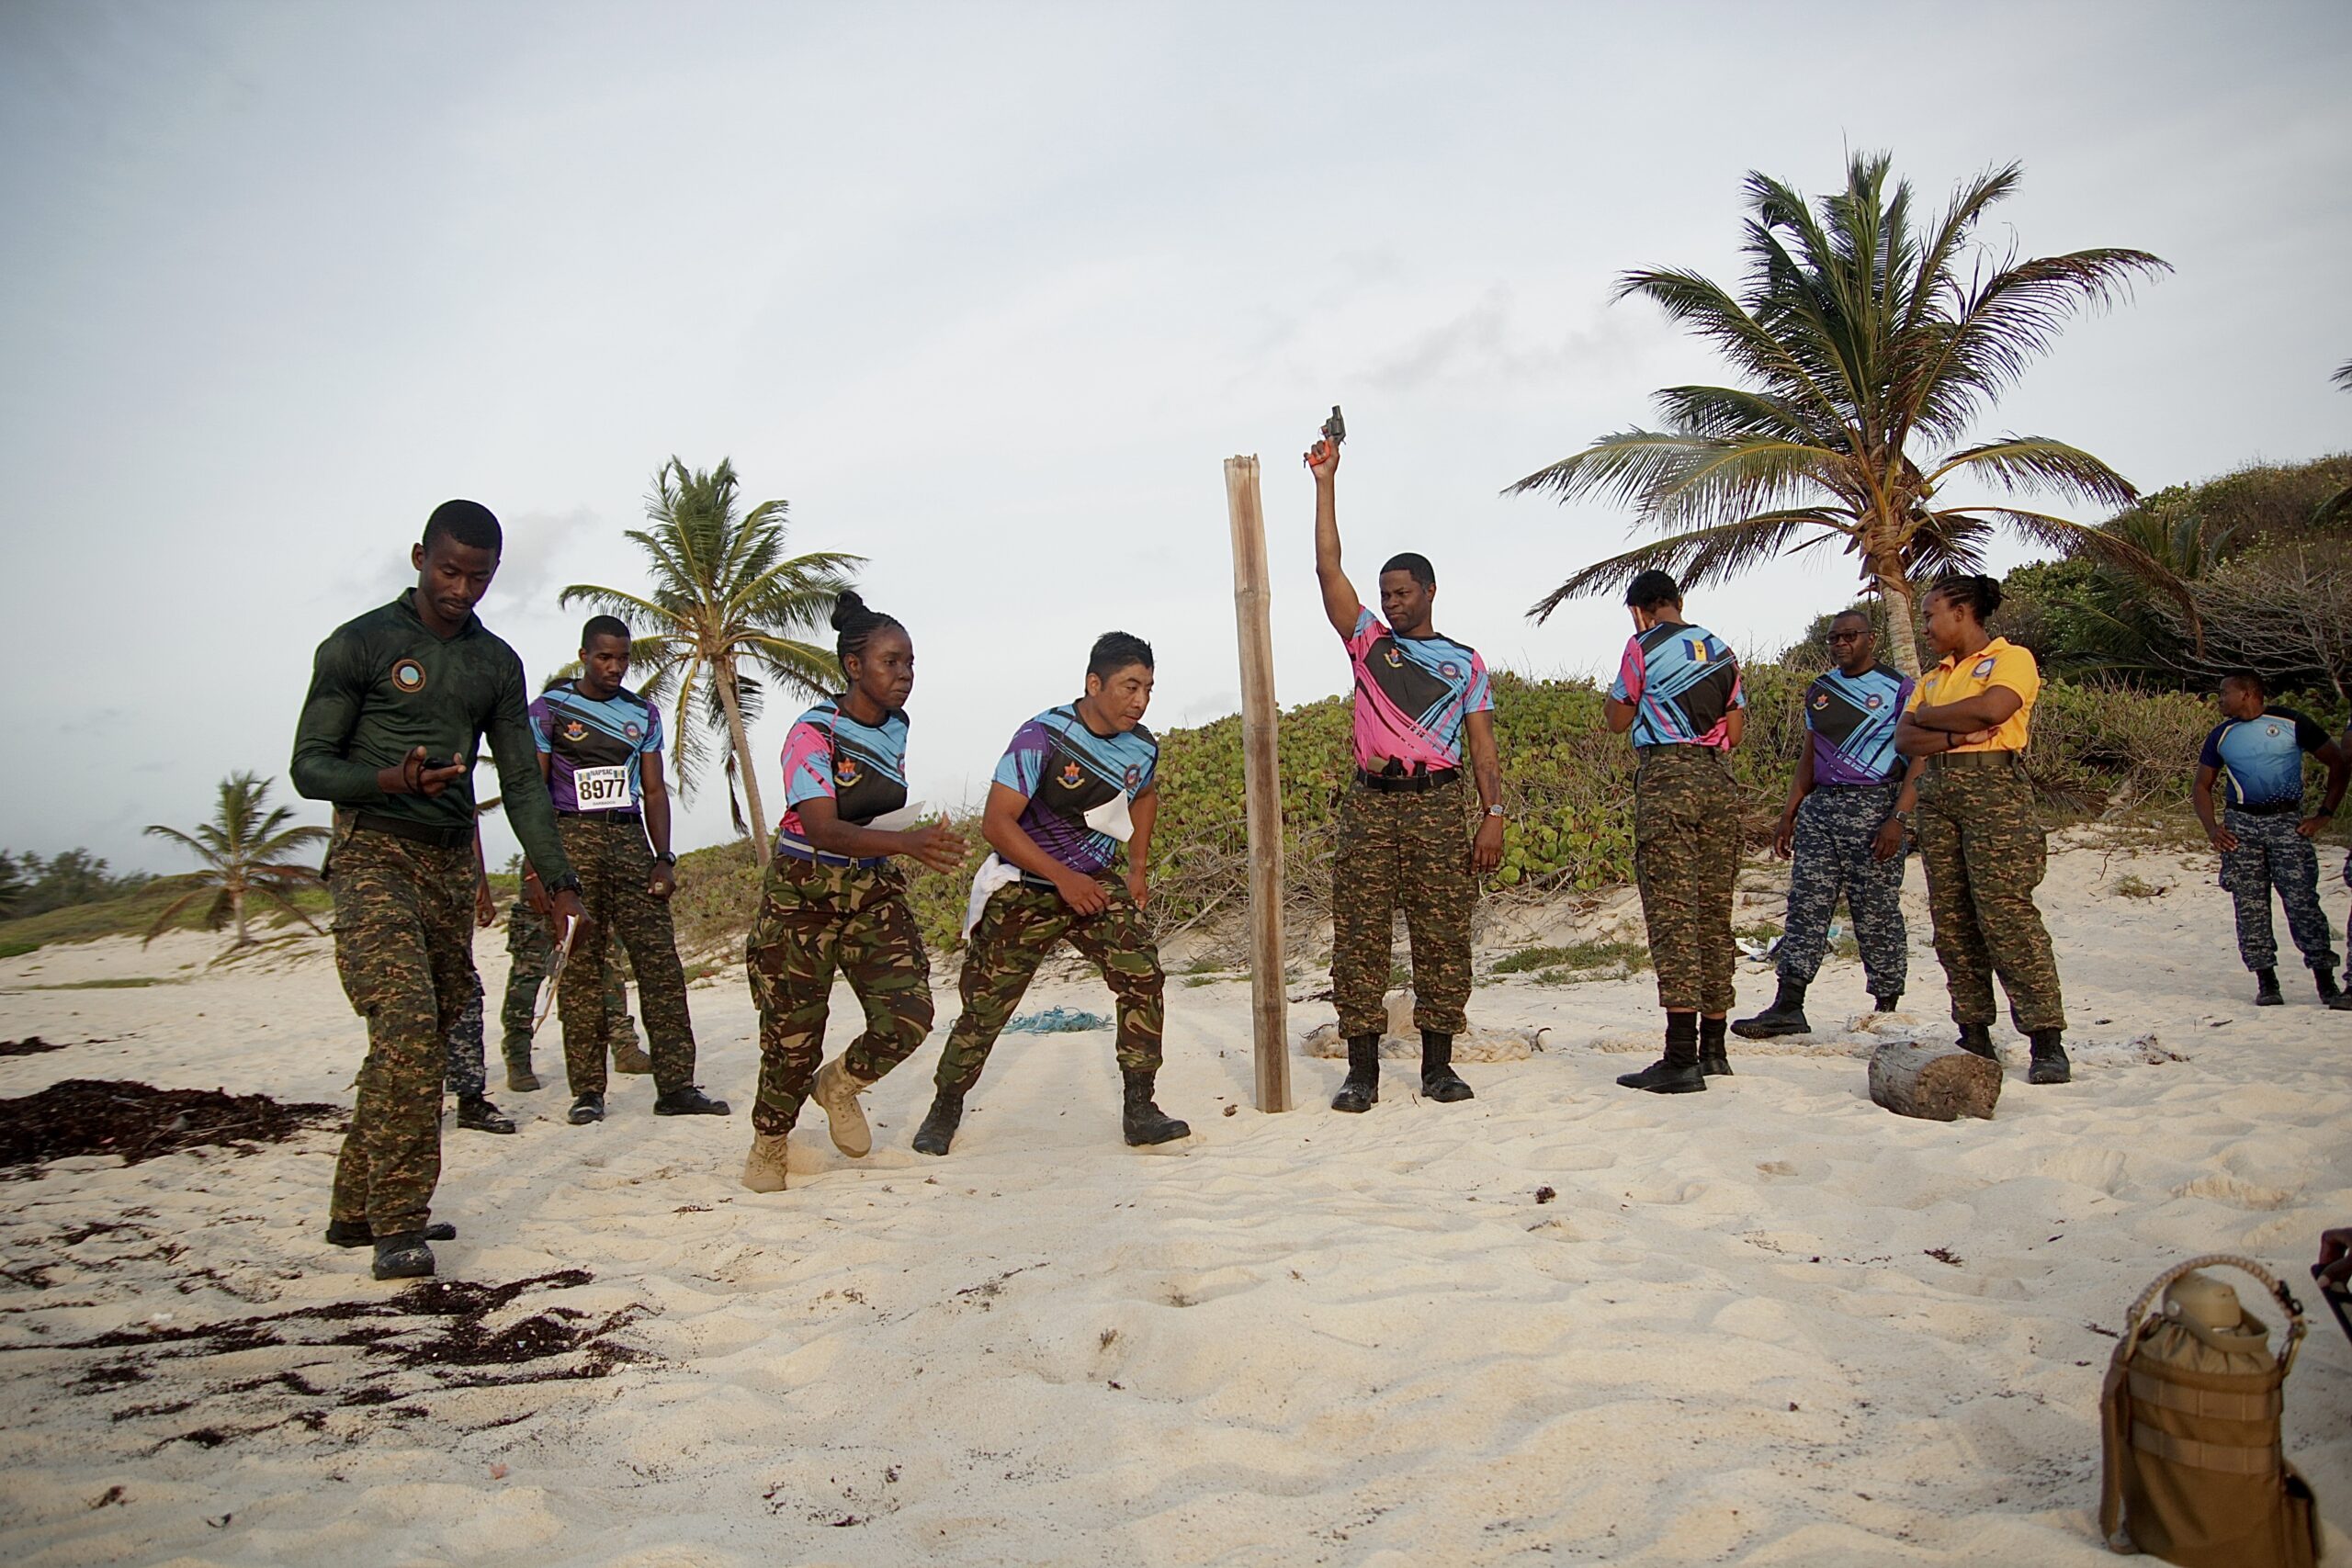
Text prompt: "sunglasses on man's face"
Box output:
[[1826, 631, 1870, 645]]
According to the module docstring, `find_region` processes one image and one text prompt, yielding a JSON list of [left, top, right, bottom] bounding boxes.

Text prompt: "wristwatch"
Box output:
[[654, 851, 679, 865], [1485, 804, 1506, 818], [543, 872, 582, 896]]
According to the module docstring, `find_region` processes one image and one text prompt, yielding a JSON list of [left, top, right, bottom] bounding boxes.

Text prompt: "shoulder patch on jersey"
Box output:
[[1124, 763, 1143, 790], [391, 658, 426, 694], [1971, 657, 1997, 680], [1810, 691, 1831, 710], [623, 722, 643, 741], [836, 756, 862, 786], [1864, 694, 1883, 709]]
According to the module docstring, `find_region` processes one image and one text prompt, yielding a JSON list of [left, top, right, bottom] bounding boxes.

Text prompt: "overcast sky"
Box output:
[[4, 0, 2347, 874]]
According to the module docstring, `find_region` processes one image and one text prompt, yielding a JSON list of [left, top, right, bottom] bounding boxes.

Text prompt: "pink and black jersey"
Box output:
[[1344, 607, 1491, 773], [777, 699, 910, 839]]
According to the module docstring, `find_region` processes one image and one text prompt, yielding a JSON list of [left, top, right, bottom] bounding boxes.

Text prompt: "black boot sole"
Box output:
[[1124, 1120, 1191, 1146], [1615, 1065, 1706, 1094], [1330, 1080, 1378, 1113], [1730, 1015, 1808, 1040], [1420, 1075, 1474, 1103]]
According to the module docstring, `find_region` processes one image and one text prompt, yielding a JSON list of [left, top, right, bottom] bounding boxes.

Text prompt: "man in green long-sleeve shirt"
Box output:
[[292, 499, 585, 1281]]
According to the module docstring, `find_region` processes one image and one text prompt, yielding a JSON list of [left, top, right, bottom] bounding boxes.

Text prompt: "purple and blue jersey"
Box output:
[[528, 682, 662, 812], [1611, 624, 1743, 750], [1804, 665, 1912, 785], [993, 705, 1159, 875]]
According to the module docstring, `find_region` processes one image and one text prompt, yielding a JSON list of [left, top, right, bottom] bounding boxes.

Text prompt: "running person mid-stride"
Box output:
[[911, 633, 1189, 1156], [2191, 671, 2347, 1008], [526, 615, 728, 1124], [1735, 609, 1918, 1037], [741, 591, 967, 1192], [292, 500, 584, 1280], [1306, 425, 1503, 1113]]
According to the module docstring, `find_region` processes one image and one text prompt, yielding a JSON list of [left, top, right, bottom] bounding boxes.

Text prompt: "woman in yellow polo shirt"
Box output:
[[1894, 574, 2069, 1084]]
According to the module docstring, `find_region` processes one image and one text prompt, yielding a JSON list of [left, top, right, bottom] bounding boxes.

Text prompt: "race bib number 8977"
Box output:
[[573, 765, 631, 809]]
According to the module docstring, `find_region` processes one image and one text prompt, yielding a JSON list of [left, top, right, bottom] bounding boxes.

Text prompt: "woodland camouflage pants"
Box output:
[[745, 855, 935, 1135], [498, 900, 638, 1063], [1331, 778, 1476, 1037], [934, 879, 1164, 1095], [556, 815, 696, 1097], [327, 826, 477, 1235], [1912, 754, 2065, 1033], [1634, 745, 1741, 1014], [2220, 808, 2338, 974]]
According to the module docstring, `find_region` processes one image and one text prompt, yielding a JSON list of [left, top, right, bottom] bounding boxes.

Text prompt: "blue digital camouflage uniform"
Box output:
[[2201, 706, 2339, 975], [1775, 663, 1913, 998]]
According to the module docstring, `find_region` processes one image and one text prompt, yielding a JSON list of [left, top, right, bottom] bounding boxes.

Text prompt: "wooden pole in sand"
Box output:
[[1224, 455, 1292, 1113]]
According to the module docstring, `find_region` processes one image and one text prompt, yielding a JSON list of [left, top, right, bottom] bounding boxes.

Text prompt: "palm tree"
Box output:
[[1508, 153, 2179, 673], [142, 773, 329, 949], [561, 457, 859, 864]]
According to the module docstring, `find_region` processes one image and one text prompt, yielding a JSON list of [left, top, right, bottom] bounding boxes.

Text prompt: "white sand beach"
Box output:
[[2, 837, 2347, 1566]]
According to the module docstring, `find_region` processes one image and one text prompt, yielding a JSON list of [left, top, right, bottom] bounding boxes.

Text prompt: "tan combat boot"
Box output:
[[610, 1036, 654, 1075], [811, 1056, 876, 1157], [741, 1132, 790, 1192]]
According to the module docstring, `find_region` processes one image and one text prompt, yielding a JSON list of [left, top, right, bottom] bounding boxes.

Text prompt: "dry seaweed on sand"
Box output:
[[0, 1078, 341, 1170]]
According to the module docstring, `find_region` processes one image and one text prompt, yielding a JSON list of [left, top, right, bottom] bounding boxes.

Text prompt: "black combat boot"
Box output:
[[456, 1094, 517, 1134], [325, 1220, 455, 1248], [653, 1085, 732, 1116], [1956, 1023, 1996, 1060], [1331, 1033, 1381, 1113], [1617, 1013, 1706, 1094], [1121, 1069, 1191, 1145], [2027, 1028, 2071, 1085], [1731, 978, 1809, 1039], [371, 1231, 435, 1280], [1874, 993, 1902, 1013], [1697, 1015, 1733, 1077], [568, 1091, 605, 1124], [2316, 967, 2346, 1009], [1420, 1031, 1475, 1102], [2254, 967, 2284, 1006], [912, 1089, 965, 1156]]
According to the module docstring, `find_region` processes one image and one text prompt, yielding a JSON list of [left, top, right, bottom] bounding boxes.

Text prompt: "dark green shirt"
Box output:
[[290, 591, 575, 884]]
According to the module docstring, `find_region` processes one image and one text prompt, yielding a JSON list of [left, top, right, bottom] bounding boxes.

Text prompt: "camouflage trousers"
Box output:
[[2220, 808, 2339, 974], [745, 854, 935, 1136], [498, 900, 639, 1063], [327, 826, 477, 1235], [1634, 745, 1741, 1014], [1912, 754, 2065, 1032], [1777, 782, 1909, 998], [934, 878, 1164, 1095], [556, 815, 695, 1097], [1331, 777, 1476, 1037]]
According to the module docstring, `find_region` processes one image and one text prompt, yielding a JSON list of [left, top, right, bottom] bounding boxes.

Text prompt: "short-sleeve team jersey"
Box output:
[[1905, 637, 2039, 753], [1611, 623, 1744, 749], [1344, 607, 1492, 772], [1805, 664, 1914, 785], [993, 704, 1159, 875], [528, 682, 662, 812], [2200, 706, 2329, 810], [778, 699, 911, 839]]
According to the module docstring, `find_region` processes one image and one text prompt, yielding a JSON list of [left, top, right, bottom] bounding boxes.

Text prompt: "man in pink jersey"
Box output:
[[1307, 426, 1504, 1113]]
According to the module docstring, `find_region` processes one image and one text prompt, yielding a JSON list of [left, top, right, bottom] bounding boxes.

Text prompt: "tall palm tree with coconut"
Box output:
[[142, 773, 329, 950], [1508, 153, 2185, 673], [561, 457, 858, 864]]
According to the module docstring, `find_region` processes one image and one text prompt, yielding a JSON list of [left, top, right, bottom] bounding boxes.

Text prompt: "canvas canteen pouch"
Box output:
[[2099, 1254, 2320, 1566]]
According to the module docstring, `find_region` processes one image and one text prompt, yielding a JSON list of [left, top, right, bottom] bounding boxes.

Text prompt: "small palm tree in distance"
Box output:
[[1509, 153, 2182, 672], [142, 773, 329, 949], [562, 457, 859, 864]]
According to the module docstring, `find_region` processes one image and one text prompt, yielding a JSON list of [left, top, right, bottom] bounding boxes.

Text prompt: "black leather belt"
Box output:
[[351, 812, 473, 850], [2226, 800, 2304, 818], [557, 809, 643, 823], [1356, 766, 1461, 793]]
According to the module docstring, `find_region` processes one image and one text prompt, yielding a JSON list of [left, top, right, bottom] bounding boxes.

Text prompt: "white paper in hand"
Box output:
[[865, 801, 929, 833]]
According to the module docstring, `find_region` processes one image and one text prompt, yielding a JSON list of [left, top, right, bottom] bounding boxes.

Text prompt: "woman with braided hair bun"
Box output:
[[740, 590, 967, 1192], [1894, 573, 2071, 1084]]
